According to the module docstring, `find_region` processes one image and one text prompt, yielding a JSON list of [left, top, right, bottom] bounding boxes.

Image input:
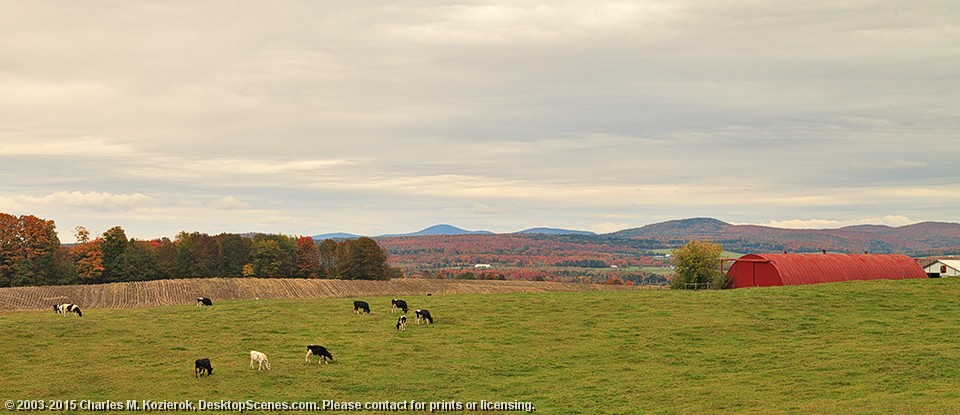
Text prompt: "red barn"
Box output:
[[727, 253, 926, 288]]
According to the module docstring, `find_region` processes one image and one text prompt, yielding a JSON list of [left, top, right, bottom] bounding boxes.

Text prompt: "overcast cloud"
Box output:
[[1, 1, 957, 242]]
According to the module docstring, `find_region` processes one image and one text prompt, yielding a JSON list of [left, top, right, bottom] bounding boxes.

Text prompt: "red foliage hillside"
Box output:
[[379, 233, 652, 268]]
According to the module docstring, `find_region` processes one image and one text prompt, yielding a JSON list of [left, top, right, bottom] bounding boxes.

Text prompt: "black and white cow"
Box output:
[[53, 303, 82, 317], [305, 345, 334, 364], [197, 297, 213, 307], [415, 309, 433, 325], [353, 300, 370, 314], [391, 298, 408, 313], [396, 315, 407, 331], [195, 358, 213, 377]]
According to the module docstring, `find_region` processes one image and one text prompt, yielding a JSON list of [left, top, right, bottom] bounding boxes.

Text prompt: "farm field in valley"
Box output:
[[3, 279, 960, 414]]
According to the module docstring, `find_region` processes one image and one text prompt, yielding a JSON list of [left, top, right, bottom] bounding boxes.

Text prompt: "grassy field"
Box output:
[[4, 278, 960, 414]]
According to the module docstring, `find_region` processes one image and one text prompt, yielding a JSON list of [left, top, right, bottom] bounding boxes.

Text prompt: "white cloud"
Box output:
[[0, 137, 136, 157], [210, 196, 249, 210], [15, 191, 153, 211], [441, 203, 514, 216], [0, 1, 957, 240], [0, 196, 21, 212], [755, 215, 918, 229], [887, 159, 929, 169], [591, 222, 630, 234]]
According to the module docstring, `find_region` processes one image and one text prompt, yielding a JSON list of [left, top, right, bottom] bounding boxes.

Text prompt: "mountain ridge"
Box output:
[[313, 218, 960, 255]]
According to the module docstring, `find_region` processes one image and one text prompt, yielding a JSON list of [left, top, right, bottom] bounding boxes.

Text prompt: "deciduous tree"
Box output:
[[336, 237, 389, 280], [100, 226, 128, 282], [317, 239, 338, 277], [670, 240, 728, 289], [0, 214, 61, 286], [71, 226, 104, 283], [295, 236, 321, 278]]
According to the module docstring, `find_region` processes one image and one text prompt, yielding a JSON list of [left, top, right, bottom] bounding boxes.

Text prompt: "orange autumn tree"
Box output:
[[0, 213, 62, 286], [70, 226, 105, 283], [295, 236, 321, 278]]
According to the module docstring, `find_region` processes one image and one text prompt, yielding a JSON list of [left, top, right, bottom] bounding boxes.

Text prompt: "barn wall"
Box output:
[[924, 262, 960, 277]]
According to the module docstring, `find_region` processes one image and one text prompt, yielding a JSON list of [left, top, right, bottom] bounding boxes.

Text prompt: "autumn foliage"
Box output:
[[0, 212, 673, 288], [0, 213, 395, 287]]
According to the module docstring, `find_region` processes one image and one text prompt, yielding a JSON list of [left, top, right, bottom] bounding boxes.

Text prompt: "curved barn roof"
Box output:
[[732, 253, 926, 286]]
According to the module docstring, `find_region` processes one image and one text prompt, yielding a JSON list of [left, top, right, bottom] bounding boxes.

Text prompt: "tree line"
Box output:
[[0, 213, 398, 287]]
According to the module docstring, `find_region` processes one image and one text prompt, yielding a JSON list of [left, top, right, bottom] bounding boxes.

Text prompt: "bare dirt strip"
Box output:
[[0, 278, 642, 312]]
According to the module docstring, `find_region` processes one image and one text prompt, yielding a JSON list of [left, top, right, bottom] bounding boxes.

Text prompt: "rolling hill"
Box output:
[[609, 218, 960, 255], [517, 227, 596, 235]]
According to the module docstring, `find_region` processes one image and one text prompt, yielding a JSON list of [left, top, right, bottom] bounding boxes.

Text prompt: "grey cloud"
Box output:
[[1, 1, 957, 241]]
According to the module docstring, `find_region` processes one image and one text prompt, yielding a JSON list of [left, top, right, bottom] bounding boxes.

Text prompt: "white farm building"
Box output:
[[924, 260, 960, 278]]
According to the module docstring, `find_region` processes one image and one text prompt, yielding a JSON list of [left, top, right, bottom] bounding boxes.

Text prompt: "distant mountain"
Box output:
[[312, 232, 360, 240], [608, 218, 960, 256], [312, 218, 960, 255], [382, 224, 494, 237], [517, 227, 596, 236], [609, 217, 732, 238]]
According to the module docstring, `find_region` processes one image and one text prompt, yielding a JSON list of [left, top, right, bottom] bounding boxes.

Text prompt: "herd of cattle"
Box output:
[[53, 296, 434, 378]]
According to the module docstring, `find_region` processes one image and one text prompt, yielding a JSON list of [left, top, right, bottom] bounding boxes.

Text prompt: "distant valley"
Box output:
[[316, 217, 960, 257], [317, 218, 960, 284]]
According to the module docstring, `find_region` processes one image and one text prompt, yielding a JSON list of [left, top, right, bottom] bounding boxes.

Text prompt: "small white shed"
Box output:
[[924, 260, 960, 277]]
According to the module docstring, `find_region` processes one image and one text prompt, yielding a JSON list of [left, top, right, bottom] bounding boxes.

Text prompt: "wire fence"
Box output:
[[682, 282, 713, 290]]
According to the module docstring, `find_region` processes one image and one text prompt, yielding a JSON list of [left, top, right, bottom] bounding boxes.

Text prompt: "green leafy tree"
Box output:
[[117, 240, 160, 281], [670, 240, 728, 289], [175, 232, 220, 278], [249, 234, 297, 278], [152, 238, 177, 280], [252, 239, 284, 277], [216, 233, 251, 278], [100, 226, 128, 282]]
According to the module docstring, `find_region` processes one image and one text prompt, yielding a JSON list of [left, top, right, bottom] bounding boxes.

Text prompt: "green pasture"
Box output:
[[4, 279, 960, 414]]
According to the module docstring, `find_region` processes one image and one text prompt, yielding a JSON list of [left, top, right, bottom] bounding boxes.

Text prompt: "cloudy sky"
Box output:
[[1, 1, 957, 242]]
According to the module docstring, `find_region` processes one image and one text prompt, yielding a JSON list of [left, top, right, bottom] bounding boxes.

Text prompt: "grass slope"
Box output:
[[4, 279, 960, 414]]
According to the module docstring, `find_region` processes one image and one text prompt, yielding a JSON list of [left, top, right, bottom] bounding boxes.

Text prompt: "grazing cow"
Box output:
[[415, 309, 433, 325], [396, 315, 407, 331], [195, 358, 213, 377], [391, 299, 408, 313], [353, 300, 370, 314], [197, 297, 213, 307], [250, 350, 271, 371], [306, 345, 334, 364], [53, 303, 82, 317]]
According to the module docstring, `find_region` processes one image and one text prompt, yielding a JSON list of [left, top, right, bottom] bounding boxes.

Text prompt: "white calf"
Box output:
[[250, 350, 271, 371]]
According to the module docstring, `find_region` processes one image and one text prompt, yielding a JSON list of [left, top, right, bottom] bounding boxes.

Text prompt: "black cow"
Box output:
[[306, 345, 334, 364], [415, 309, 433, 325], [197, 297, 213, 307], [53, 303, 82, 317], [396, 315, 407, 332], [391, 299, 408, 313], [195, 358, 213, 377], [353, 300, 370, 314]]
